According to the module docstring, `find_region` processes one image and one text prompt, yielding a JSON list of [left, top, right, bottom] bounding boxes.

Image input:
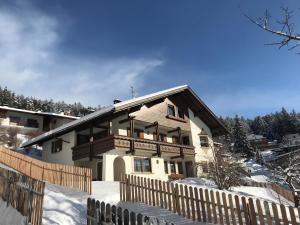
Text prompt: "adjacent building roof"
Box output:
[[0, 106, 79, 120], [21, 85, 228, 148]]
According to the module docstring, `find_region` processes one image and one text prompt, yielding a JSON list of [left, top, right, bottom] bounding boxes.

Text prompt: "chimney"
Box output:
[[113, 99, 122, 104]]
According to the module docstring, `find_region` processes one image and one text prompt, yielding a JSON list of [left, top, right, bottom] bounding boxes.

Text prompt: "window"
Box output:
[[182, 136, 190, 145], [133, 129, 144, 139], [9, 116, 20, 125], [26, 119, 39, 128], [164, 161, 168, 174], [200, 135, 209, 147], [134, 158, 151, 172], [159, 133, 166, 142], [178, 109, 184, 119], [0, 110, 6, 118], [177, 162, 183, 174], [167, 105, 175, 117], [170, 161, 176, 173], [201, 163, 209, 173], [51, 139, 63, 153]]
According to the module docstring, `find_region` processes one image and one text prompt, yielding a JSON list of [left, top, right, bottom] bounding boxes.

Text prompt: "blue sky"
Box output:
[[0, 0, 299, 118]]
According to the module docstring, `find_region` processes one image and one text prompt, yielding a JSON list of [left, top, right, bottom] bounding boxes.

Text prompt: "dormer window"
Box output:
[[167, 105, 175, 117], [178, 109, 184, 119]]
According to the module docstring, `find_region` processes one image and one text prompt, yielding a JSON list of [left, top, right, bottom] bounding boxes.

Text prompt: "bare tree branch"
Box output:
[[241, 7, 300, 52]]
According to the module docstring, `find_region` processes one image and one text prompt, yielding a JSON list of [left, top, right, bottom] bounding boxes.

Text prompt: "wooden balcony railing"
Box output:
[[72, 135, 195, 160]]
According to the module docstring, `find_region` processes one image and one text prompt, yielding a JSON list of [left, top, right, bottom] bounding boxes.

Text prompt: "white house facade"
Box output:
[[22, 85, 227, 181], [0, 106, 78, 135]]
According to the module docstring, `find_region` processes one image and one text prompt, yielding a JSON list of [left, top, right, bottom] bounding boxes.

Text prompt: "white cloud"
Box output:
[[0, 1, 164, 106]]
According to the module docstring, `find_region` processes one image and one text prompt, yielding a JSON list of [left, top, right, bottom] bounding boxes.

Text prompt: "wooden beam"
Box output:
[[94, 125, 108, 129], [168, 127, 181, 134], [89, 125, 93, 161], [170, 147, 184, 159], [119, 116, 135, 124], [145, 121, 158, 129]]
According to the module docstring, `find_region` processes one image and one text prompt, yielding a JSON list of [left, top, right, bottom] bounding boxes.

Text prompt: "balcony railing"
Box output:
[[72, 135, 195, 160]]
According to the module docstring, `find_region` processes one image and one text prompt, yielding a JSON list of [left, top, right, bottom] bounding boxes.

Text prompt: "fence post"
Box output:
[[60, 168, 63, 186], [41, 166, 45, 180], [84, 171, 87, 193], [29, 161, 32, 177], [126, 175, 131, 202]]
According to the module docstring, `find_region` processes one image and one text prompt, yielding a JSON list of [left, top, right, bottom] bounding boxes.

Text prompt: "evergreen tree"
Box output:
[[233, 116, 253, 157]]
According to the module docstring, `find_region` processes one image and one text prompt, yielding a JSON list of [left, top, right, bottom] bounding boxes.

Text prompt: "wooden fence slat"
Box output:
[[216, 191, 224, 225], [180, 184, 185, 217], [185, 185, 191, 219], [222, 192, 230, 225], [228, 194, 236, 225], [210, 190, 218, 224], [288, 206, 297, 225], [241, 197, 250, 225], [194, 187, 201, 222], [205, 189, 212, 223], [234, 195, 243, 225], [248, 198, 258, 225], [271, 202, 280, 225], [190, 186, 196, 221], [256, 199, 265, 225], [280, 204, 289, 225], [200, 188, 207, 222], [175, 184, 181, 215]]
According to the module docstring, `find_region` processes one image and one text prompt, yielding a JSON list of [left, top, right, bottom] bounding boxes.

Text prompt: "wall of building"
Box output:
[[0, 111, 43, 134], [42, 131, 76, 165], [188, 108, 214, 176]]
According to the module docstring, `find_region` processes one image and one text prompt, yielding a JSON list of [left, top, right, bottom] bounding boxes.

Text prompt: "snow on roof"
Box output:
[[21, 106, 114, 148], [0, 106, 79, 119], [246, 134, 265, 141], [21, 85, 226, 147], [113, 85, 188, 110]]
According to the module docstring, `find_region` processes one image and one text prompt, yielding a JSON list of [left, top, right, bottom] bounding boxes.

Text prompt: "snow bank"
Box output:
[[0, 200, 26, 225], [172, 177, 216, 188], [43, 181, 120, 225]]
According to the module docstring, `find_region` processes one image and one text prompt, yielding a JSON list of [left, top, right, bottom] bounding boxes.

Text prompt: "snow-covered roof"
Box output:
[[0, 106, 79, 119], [21, 85, 228, 147], [247, 134, 265, 141], [22, 106, 114, 147]]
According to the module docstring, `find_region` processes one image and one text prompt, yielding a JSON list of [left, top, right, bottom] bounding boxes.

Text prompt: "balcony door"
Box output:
[[185, 161, 193, 177], [97, 162, 103, 181]]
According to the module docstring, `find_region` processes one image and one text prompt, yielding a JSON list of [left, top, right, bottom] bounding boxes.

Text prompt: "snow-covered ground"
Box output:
[[43, 181, 120, 225], [0, 200, 26, 225], [242, 158, 272, 182]]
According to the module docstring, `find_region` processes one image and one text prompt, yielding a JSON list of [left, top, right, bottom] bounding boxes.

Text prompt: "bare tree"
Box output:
[[199, 138, 244, 190], [271, 151, 300, 207], [243, 7, 300, 52], [0, 127, 22, 149]]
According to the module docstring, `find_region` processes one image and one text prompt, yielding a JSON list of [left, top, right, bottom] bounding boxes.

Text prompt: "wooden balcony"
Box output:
[[72, 135, 195, 160]]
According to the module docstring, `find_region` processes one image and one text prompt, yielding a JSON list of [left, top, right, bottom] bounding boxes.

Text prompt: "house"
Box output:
[[0, 106, 79, 135], [21, 85, 228, 181], [282, 133, 300, 147]]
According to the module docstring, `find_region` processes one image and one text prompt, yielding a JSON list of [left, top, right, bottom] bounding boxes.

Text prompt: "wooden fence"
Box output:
[[120, 175, 300, 225], [0, 147, 92, 193], [87, 198, 175, 225], [0, 167, 45, 225], [247, 181, 295, 203]]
